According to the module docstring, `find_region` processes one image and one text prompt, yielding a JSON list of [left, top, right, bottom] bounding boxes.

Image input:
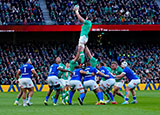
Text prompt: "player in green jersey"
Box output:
[[111, 61, 125, 99], [73, 5, 92, 64]]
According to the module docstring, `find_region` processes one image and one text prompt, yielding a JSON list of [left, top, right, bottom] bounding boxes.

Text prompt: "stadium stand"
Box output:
[[0, 0, 45, 25], [46, 0, 160, 25], [0, 40, 159, 85]]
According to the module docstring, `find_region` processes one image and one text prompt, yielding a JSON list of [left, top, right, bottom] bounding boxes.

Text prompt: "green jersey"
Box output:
[[58, 63, 65, 78], [70, 60, 78, 72], [90, 57, 98, 68], [80, 20, 92, 38], [112, 66, 123, 82], [101, 67, 112, 81], [62, 67, 70, 80]]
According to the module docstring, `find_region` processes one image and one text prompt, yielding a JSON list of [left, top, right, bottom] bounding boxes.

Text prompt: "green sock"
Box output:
[[16, 98, 19, 101], [80, 51, 85, 64], [104, 91, 111, 100]]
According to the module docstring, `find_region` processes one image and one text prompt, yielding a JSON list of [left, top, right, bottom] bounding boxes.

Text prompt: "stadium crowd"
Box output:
[[0, 0, 44, 25], [0, 40, 160, 85], [46, 0, 160, 25]]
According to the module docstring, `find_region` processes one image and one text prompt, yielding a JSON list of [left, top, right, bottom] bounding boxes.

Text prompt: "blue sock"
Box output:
[[109, 92, 115, 102], [125, 97, 129, 102], [46, 96, 49, 101], [69, 91, 74, 104], [79, 93, 85, 101], [97, 92, 103, 101], [133, 96, 136, 100], [54, 98, 57, 104]]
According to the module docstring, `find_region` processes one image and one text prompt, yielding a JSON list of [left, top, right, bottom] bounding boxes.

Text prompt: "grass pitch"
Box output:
[[0, 91, 160, 115]]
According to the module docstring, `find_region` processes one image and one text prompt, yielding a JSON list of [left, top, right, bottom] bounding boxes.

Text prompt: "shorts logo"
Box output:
[[79, 84, 81, 87], [133, 83, 137, 86], [55, 82, 57, 84], [106, 84, 110, 87], [94, 85, 96, 88], [29, 84, 31, 86]]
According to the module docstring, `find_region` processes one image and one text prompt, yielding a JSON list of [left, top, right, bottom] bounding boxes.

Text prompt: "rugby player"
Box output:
[[111, 61, 125, 98], [98, 62, 117, 104], [44, 57, 72, 105], [69, 65, 94, 105], [83, 62, 108, 105], [16, 58, 38, 106], [116, 60, 140, 104], [73, 5, 92, 64]]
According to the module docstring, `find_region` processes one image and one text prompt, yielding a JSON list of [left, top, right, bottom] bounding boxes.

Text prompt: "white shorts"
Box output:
[[47, 76, 60, 86], [78, 35, 88, 48], [69, 80, 83, 90], [60, 79, 69, 87], [84, 80, 98, 90], [127, 79, 140, 89], [114, 80, 124, 88], [101, 78, 115, 90], [19, 78, 34, 89]]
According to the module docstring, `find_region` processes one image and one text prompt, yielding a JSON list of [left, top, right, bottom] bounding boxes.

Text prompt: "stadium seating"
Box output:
[[0, 40, 159, 85], [0, 0, 45, 25], [46, 0, 160, 25]]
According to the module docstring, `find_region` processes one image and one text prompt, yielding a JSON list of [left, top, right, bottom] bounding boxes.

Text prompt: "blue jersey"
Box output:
[[20, 63, 34, 79], [123, 67, 139, 81], [99, 66, 114, 80], [70, 68, 82, 81], [84, 66, 98, 81], [48, 63, 60, 77]]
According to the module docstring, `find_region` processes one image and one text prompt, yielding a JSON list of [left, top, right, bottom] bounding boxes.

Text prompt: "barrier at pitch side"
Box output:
[[0, 83, 160, 92]]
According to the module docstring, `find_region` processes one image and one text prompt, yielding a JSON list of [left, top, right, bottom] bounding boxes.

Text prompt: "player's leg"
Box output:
[[75, 36, 87, 64], [26, 87, 34, 106], [113, 85, 125, 98], [99, 81, 111, 102], [85, 46, 92, 59], [22, 88, 27, 106], [68, 89, 76, 105], [122, 87, 130, 104], [14, 88, 23, 106], [130, 89, 137, 104], [77, 81, 85, 105]]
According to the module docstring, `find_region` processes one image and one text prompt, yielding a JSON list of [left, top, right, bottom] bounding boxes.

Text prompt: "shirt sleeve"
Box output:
[[122, 67, 127, 75], [84, 20, 91, 25]]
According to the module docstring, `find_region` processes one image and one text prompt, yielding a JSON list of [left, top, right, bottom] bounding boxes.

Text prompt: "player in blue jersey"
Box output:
[[44, 57, 72, 105], [116, 60, 140, 104], [83, 62, 108, 105], [16, 58, 38, 106], [68, 65, 94, 105], [98, 62, 117, 104]]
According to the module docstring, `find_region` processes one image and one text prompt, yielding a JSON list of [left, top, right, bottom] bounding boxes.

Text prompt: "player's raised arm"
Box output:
[[74, 5, 85, 23], [85, 46, 92, 59], [16, 69, 21, 80]]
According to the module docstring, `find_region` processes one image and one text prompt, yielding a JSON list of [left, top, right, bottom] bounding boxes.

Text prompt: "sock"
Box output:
[[80, 51, 85, 64], [133, 96, 136, 101], [46, 96, 49, 101], [23, 99, 26, 104], [79, 93, 85, 101], [97, 92, 103, 101], [69, 91, 74, 104], [109, 92, 115, 102], [104, 91, 111, 100], [28, 97, 31, 102], [54, 98, 57, 104], [125, 97, 129, 102], [16, 98, 19, 101]]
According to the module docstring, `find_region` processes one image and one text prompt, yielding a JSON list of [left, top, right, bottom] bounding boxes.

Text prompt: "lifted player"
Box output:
[[73, 5, 92, 64]]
